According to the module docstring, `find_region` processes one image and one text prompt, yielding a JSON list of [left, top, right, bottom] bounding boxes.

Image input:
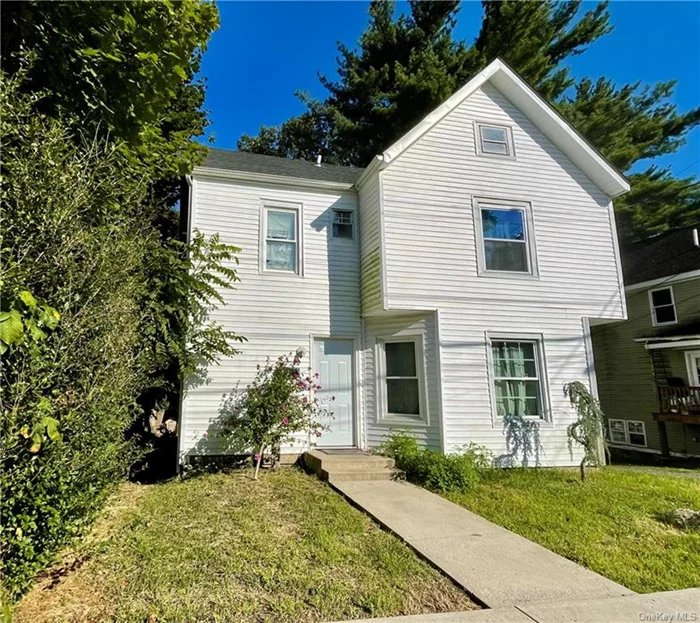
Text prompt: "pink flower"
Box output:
[[202, 432, 209, 439], [314, 372, 320, 378], [282, 417, 289, 426], [302, 396, 308, 404], [254, 453, 261, 461], [315, 431, 322, 437]]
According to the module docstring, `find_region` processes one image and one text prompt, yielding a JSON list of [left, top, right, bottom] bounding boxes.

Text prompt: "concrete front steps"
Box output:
[[304, 448, 396, 483]]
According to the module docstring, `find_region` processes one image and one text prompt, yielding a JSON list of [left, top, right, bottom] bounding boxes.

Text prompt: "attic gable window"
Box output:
[[475, 122, 514, 158]]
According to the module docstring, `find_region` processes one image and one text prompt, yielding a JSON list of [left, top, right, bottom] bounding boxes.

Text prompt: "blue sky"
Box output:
[[199, 1, 700, 176]]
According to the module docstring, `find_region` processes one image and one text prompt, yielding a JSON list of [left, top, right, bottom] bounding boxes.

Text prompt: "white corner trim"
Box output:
[[354, 155, 387, 189], [193, 166, 355, 192], [608, 200, 628, 320]]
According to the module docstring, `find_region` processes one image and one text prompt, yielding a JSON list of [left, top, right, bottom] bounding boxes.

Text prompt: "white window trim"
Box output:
[[474, 121, 516, 159], [260, 202, 304, 276], [473, 197, 538, 278], [330, 208, 355, 240], [648, 286, 677, 326], [486, 333, 551, 424], [376, 335, 428, 425], [608, 419, 647, 447]]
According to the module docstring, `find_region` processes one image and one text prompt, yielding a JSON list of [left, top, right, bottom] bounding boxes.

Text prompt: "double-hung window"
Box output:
[[475, 122, 514, 157], [476, 200, 535, 275], [608, 419, 646, 446], [380, 338, 425, 421], [491, 339, 546, 419], [332, 209, 354, 239], [264, 207, 299, 273], [649, 286, 677, 326]]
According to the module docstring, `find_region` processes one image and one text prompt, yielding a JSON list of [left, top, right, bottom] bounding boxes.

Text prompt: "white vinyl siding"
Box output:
[[181, 176, 360, 458], [363, 312, 440, 450], [377, 82, 623, 466], [649, 286, 677, 326], [358, 171, 383, 313]]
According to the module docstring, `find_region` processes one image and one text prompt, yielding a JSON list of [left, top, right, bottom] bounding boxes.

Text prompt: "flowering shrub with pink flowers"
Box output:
[[220, 348, 332, 479]]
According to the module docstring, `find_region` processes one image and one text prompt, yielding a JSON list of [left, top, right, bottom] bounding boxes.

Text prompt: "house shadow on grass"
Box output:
[[494, 415, 544, 468]]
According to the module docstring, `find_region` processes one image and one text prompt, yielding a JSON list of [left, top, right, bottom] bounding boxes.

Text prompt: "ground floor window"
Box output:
[[608, 419, 647, 447], [490, 338, 546, 419], [379, 337, 425, 421]]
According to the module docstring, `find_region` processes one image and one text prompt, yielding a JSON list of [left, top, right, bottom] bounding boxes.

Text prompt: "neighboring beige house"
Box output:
[[179, 59, 631, 467], [592, 225, 700, 458]]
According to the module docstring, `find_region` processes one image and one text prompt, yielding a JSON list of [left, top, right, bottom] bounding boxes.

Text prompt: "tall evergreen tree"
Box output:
[[238, 0, 699, 241]]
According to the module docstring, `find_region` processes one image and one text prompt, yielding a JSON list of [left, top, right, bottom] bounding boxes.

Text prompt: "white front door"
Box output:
[[686, 351, 700, 386], [314, 338, 355, 447]]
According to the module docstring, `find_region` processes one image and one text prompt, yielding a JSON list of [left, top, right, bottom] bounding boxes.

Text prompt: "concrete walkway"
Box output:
[[326, 589, 700, 623], [332, 480, 634, 609]]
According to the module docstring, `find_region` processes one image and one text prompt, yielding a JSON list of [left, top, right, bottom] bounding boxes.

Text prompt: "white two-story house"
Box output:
[[179, 59, 630, 467]]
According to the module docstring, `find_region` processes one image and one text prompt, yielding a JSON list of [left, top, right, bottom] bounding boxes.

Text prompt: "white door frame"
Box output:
[[309, 334, 361, 448], [685, 350, 700, 386]]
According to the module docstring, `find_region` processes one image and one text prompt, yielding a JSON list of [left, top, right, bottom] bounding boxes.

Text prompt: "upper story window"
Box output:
[[475, 199, 536, 276], [490, 339, 546, 419], [264, 207, 299, 273], [649, 286, 677, 326], [475, 122, 514, 158], [332, 209, 354, 239]]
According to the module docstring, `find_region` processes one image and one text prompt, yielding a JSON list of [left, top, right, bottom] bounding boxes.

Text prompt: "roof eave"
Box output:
[[192, 166, 356, 191]]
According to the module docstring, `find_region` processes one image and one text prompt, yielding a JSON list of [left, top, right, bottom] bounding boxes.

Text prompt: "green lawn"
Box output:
[[444, 467, 700, 593], [16, 468, 473, 623]]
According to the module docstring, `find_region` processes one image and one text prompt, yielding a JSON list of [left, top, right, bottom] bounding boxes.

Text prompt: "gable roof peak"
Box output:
[[380, 58, 630, 198]]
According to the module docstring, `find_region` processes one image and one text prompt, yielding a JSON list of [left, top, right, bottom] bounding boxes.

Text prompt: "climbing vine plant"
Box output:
[[563, 381, 607, 481]]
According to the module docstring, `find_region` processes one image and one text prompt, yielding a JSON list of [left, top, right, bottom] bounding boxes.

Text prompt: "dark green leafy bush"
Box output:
[[0, 74, 241, 600], [377, 431, 492, 492]]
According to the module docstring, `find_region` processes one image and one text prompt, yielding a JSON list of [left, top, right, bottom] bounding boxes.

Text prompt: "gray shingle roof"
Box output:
[[203, 148, 364, 185], [622, 224, 700, 285]]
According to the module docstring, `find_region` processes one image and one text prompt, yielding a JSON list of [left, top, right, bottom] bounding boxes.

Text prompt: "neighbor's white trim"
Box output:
[[685, 350, 700, 386], [634, 335, 700, 343], [193, 166, 355, 192], [643, 339, 700, 350], [625, 270, 700, 293], [380, 59, 629, 198]]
